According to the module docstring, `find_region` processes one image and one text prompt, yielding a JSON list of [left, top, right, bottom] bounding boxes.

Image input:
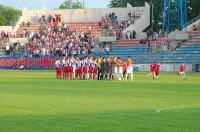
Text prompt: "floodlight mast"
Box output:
[[162, 0, 187, 31]]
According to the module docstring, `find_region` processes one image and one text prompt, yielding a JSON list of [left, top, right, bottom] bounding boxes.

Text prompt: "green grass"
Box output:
[[0, 70, 200, 132]]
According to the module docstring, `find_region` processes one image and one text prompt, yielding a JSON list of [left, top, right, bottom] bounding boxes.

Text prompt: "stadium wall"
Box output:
[[9, 38, 28, 43], [0, 26, 12, 33], [21, 6, 146, 22], [123, 2, 150, 33]]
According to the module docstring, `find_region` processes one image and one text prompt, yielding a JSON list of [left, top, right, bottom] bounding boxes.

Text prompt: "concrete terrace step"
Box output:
[[113, 44, 161, 47]]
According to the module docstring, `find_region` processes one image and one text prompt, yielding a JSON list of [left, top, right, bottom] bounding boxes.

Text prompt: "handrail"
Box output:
[[12, 16, 24, 34], [184, 14, 200, 30], [186, 14, 200, 26]]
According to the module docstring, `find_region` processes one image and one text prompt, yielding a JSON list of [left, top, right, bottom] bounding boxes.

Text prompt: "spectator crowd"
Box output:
[[191, 22, 200, 31], [28, 22, 96, 57], [1, 9, 164, 57], [100, 10, 143, 40]]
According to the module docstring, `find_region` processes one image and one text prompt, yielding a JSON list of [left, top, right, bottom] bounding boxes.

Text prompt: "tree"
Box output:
[[59, 0, 84, 9], [108, 0, 200, 29], [187, 0, 200, 21], [0, 4, 22, 26], [0, 16, 6, 26]]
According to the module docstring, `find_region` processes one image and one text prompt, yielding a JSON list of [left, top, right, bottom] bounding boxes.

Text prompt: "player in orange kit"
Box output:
[[127, 56, 133, 81]]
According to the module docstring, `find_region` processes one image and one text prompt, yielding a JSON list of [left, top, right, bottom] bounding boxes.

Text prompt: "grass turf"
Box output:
[[0, 70, 200, 132]]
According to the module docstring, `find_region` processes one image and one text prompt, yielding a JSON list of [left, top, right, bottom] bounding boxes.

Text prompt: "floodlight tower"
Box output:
[[162, 0, 187, 31]]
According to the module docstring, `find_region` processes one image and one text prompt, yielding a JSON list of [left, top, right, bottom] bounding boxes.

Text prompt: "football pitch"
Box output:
[[0, 70, 200, 132]]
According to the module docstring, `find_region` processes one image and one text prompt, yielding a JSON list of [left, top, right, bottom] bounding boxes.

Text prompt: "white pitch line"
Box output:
[[155, 104, 200, 113]]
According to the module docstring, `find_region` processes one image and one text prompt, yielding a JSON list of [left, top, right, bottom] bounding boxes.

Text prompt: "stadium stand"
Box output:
[[0, 4, 150, 57], [101, 41, 200, 64]]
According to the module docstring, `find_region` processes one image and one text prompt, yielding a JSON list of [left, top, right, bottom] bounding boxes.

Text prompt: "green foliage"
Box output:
[[0, 4, 22, 26], [59, 0, 84, 9], [187, 0, 200, 20], [108, 0, 200, 29], [0, 16, 6, 26]]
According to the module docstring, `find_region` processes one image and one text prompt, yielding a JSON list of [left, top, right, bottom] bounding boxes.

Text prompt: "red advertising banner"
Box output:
[[0, 57, 57, 69]]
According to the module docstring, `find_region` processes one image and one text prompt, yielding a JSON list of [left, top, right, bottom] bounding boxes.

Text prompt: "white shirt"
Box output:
[[62, 59, 66, 66], [6, 44, 10, 51], [55, 60, 61, 68], [42, 48, 46, 56]]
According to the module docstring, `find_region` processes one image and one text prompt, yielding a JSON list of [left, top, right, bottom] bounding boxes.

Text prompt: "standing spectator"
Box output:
[[132, 30, 136, 39], [5, 43, 10, 56], [126, 31, 131, 40]]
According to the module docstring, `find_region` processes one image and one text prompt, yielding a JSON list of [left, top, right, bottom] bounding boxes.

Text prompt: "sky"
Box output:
[[0, 0, 110, 9]]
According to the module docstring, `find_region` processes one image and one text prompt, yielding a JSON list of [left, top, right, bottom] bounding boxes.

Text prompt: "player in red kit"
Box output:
[[146, 62, 156, 77], [55, 58, 62, 79], [154, 62, 160, 79], [66, 58, 72, 79], [62, 57, 67, 79], [89, 58, 94, 80], [82, 57, 88, 79], [179, 64, 186, 80]]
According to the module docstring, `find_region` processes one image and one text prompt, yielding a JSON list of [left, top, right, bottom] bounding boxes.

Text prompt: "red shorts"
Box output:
[[78, 67, 83, 74], [83, 66, 87, 73], [66, 66, 70, 72], [56, 68, 61, 74], [63, 67, 67, 72], [155, 70, 160, 75], [75, 69, 79, 74], [69, 66, 73, 73], [93, 67, 97, 74], [89, 66, 93, 73]]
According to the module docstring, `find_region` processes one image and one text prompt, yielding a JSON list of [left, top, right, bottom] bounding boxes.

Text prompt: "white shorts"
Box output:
[[118, 67, 123, 74], [114, 66, 118, 74], [127, 67, 133, 74], [179, 71, 185, 74], [73, 65, 76, 73]]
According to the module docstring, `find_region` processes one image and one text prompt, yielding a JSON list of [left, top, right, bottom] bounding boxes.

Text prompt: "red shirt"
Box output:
[[123, 64, 127, 72], [55, 14, 59, 22], [155, 64, 160, 73], [150, 64, 153, 72], [152, 63, 157, 71], [180, 65, 185, 72]]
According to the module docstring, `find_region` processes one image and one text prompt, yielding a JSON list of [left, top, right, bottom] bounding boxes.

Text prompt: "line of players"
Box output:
[[55, 57, 98, 80], [55, 56, 134, 81], [55, 57, 186, 80], [98, 56, 133, 81]]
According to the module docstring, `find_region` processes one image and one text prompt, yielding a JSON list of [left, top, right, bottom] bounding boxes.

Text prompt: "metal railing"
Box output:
[[185, 14, 200, 27], [12, 16, 24, 33], [183, 14, 200, 31]]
